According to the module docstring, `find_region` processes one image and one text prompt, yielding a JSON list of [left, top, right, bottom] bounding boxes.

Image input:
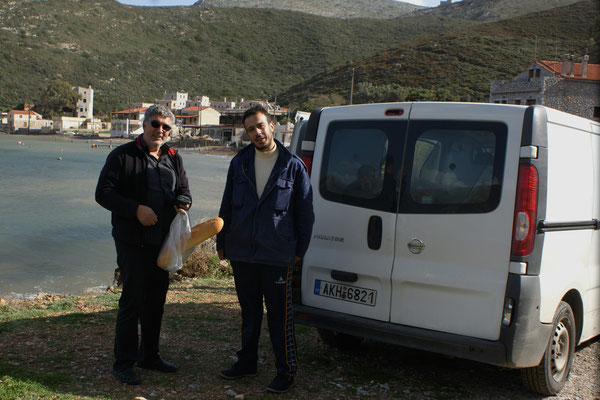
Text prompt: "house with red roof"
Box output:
[[8, 110, 53, 133], [175, 106, 221, 138], [110, 105, 150, 138], [490, 54, 600, 121], [177, 106, 220, 127]]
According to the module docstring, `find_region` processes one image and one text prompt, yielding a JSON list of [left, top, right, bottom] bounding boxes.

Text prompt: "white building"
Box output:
[[52, 116, 87, 132], [187, 95, 210, 108], [110, 107, 147, 138], [210, 98, 237, 111], [73, 86, 94, 119], [158, 92, 188, 111]]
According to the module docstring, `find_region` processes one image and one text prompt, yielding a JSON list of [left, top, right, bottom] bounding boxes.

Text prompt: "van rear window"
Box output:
[[400, 121, 507, 214], [318, 119, 507, 214], [319, 120, 406, 213]]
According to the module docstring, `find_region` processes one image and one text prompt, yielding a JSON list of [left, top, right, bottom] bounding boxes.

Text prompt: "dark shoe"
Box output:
[[267, 374, 295, 393], [137, 358, 178, 373], [219, 363, 257, 380], [112, 367, 141, 385]]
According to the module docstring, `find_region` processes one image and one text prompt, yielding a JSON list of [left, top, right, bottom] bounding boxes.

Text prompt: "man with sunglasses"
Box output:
[[96, 104, 192, 385]]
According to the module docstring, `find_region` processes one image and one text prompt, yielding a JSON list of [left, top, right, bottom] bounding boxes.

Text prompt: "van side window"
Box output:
[[400, 121, 507, 214], [319, 120, 406, 212]]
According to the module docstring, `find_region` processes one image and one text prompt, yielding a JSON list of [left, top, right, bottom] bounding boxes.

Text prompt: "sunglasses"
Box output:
[[150, 119, 172, 132]]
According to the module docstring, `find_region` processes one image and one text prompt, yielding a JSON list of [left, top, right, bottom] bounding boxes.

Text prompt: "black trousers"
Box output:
[[113, 241, 169, 371], [231, 261, 298, 378]]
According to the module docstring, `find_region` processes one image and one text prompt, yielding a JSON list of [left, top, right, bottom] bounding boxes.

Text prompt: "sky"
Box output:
[[116, 0, 459, 8]]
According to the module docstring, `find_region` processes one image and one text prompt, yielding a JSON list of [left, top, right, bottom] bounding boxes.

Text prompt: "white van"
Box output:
[[291, 102, 600, 395]]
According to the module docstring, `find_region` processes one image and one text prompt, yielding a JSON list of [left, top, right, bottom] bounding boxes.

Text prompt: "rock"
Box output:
[[226, 388, 238, 397], [0, 298, 6, 306], [134, 397, 147, 400], [234, 395, 245, 400]]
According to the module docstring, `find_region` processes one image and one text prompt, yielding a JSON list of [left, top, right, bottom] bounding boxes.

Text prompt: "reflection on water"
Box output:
[[0, 134, 230, 298]]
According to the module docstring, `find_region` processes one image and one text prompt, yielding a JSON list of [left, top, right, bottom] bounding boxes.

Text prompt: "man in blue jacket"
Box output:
[[96, 104, 191, 385], [217, 104, 314, 393]]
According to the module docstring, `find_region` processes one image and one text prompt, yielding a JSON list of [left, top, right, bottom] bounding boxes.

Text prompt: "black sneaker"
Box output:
[[112, 367, 141, 385], [267, 374, 295, 393], [137, 357, 178, 373], [219, 363, 257, 380]]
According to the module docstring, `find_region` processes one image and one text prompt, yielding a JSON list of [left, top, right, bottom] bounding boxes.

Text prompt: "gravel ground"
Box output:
[[1, 280, 598, 399]]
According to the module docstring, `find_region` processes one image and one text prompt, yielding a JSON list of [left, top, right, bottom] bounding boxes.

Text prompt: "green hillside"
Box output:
[[0, 0, 472, 114], [280, 0, 600, 108]]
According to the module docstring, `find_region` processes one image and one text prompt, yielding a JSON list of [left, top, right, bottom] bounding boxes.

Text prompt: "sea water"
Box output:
[[0, 134, 230, 299]]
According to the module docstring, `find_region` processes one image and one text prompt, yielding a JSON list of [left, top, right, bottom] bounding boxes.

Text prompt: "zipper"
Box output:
[[242, 164, 258, 254]]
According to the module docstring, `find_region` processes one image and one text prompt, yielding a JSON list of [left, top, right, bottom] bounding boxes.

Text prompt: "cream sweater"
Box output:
[[254, 145, 279, 198]]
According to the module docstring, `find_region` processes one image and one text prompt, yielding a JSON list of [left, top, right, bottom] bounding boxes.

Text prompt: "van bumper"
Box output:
[[294, 304, 508, 366], [294, 274, 551, 368]]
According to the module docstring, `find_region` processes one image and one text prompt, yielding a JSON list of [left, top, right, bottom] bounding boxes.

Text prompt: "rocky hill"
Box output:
[[280, 0, 599, 108], [194, 0, 424, 19], [414, 0, 588, 21]]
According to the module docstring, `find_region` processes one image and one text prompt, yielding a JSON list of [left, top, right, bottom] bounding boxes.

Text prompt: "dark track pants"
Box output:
[[113, 241, 169, 371], [231, 261, 298, 378]]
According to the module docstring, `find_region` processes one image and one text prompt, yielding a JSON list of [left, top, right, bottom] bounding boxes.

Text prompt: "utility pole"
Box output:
[[350, 67, 355, 105]]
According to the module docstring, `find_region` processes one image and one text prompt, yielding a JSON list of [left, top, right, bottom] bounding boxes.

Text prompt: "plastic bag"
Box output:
[[157, 210, 192, 273]]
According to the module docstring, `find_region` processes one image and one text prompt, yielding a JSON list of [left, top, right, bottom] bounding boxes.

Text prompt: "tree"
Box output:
[[36, 80, 81, 117]]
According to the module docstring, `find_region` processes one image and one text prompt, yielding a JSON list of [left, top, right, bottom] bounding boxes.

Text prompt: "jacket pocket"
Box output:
[[232, 177, 247, 207], [274, 178, 293, 212]]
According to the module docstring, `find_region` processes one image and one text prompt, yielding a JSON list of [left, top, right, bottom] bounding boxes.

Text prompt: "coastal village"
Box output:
[[0, 54, 598, 147], [1, 89, 299, 148]]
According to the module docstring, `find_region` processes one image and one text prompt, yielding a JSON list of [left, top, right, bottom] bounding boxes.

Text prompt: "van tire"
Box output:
[[521, 301, 576, 395], [317, 328, 364, 350]]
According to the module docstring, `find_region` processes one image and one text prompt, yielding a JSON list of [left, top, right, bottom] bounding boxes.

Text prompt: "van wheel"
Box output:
[[521, 301, 576, 395], [317, 328, 364, 350]]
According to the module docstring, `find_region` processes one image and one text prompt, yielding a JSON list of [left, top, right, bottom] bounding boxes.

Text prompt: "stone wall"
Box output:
[[544, 79, 600, 121]]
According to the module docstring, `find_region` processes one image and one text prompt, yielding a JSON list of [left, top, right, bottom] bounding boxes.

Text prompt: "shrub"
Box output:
[[176, 238, 232, 280]]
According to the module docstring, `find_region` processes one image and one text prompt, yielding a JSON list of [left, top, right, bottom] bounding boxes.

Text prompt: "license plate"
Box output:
[[314, 279, 377, 306]]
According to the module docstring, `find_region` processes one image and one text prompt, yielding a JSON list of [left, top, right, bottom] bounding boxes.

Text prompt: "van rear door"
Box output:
[[300, 104, 408, 321], [390, 103, 522, 340]]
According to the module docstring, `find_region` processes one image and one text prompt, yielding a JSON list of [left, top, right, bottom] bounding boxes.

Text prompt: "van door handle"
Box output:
[[331, 270, 358, 283], [368, 215, 382, 250]]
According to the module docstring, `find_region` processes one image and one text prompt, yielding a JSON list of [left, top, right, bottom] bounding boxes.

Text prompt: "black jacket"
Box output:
[[95, 136, 192, 246]]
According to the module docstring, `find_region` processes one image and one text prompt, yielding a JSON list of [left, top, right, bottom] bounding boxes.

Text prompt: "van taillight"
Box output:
[[301, 156, 313, 176], [511, 164, 538, 257]]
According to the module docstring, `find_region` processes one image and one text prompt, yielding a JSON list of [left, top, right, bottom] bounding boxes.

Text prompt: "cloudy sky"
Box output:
[[116, 0, 457, 7]]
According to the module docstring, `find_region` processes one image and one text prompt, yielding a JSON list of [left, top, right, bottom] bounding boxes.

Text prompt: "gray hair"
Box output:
[[144, 104, 175, 124]]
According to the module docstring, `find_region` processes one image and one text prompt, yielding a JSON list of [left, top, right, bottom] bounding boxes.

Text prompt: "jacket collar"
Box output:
[[240, 139, 290, 187], [135, 135, 176, 156]]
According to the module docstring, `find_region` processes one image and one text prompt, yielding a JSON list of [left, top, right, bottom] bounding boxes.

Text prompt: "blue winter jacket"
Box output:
[[217, 140, 314, 267]]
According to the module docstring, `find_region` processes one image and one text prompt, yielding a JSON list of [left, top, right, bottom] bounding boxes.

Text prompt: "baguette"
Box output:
[[157, 217, 224, 268], [185, 217, 224, 252]]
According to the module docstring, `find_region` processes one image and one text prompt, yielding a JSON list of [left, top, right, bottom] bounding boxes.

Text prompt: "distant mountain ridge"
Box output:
[[414, 0, 586, 21], [194, 0, 424, 19]]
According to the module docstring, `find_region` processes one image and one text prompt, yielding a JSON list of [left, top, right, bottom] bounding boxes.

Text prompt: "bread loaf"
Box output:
[[185, 217, 224, 252], [157, 217, 224, 268]]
